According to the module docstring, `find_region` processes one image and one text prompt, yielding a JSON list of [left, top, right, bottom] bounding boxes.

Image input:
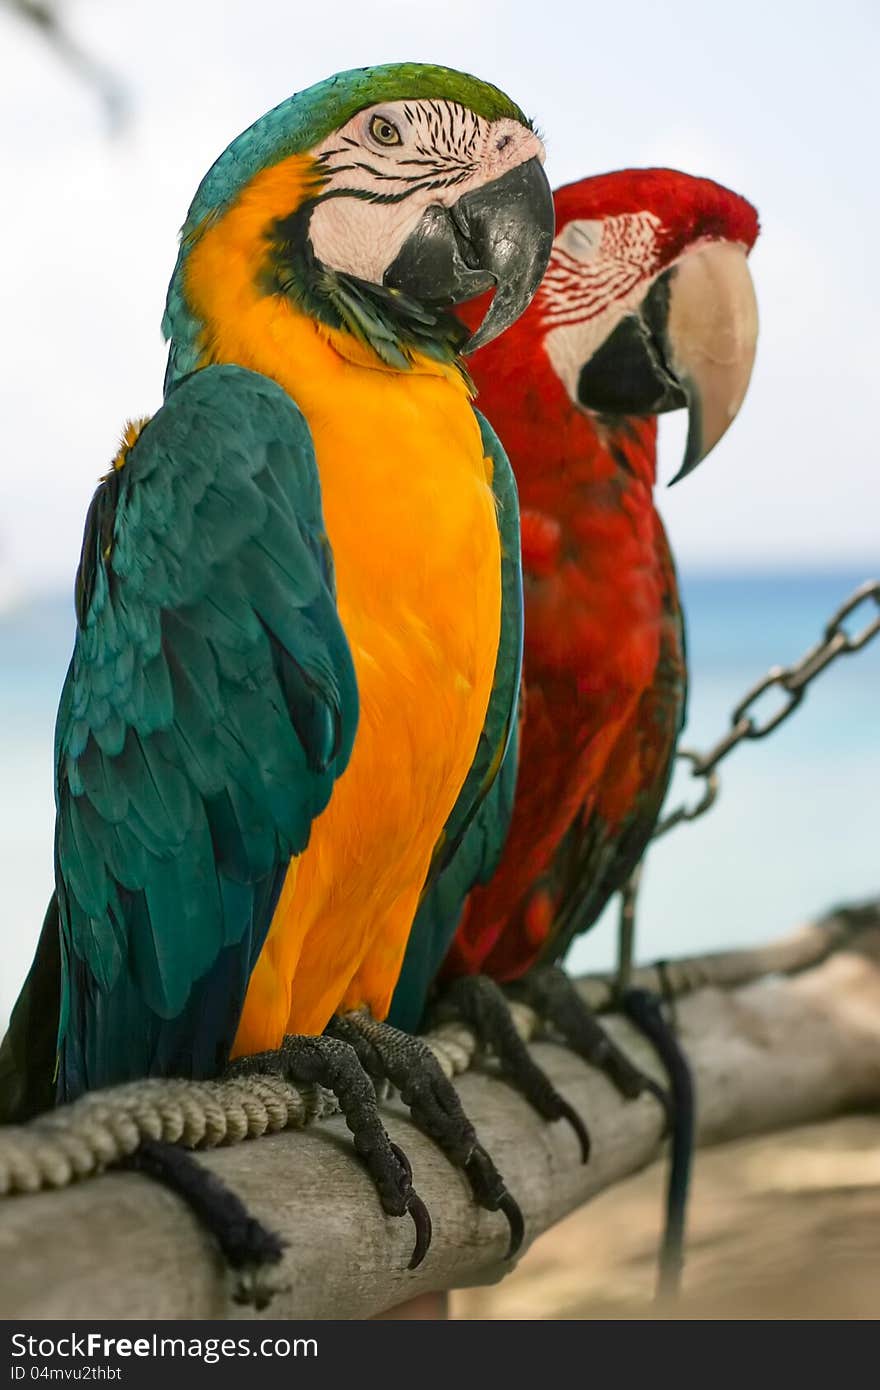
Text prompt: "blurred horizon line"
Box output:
[[3, 559, 879, 617]]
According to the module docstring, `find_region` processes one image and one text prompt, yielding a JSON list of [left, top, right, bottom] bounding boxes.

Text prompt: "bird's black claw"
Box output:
[[510, 964, 671, 1122], [434, 975, 589, 1158], [558, 1098, 591, 1163], [406, 1190, 433, 1269], [498, 1190, 525, 1259], [463, 1141, 525, 1258], [641, 1077, 674, 1133], [227, 1035, 430, 1263], [327, 1012, 518, 1253]]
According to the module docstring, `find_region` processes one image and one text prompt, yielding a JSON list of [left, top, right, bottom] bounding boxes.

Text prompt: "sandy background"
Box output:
[[451, 1115, 880, 1319]]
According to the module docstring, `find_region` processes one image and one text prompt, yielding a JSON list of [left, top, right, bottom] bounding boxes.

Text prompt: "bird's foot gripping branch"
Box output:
[[326, 1010, 523, 1256], [431, 975, 593, 1162], [1, 901, 875, 1317], [507, 964, 670, 1113], [227, 1033, 431, 1268]]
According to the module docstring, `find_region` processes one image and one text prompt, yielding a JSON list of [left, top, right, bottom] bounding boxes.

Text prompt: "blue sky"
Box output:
[[0, 0, 877, 599]]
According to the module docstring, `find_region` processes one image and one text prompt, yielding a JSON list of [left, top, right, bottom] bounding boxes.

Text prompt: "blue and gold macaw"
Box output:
[[0, 63, 556, 1262]]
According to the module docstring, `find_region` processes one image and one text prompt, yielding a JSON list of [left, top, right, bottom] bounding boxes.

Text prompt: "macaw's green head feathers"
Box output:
[[181, 65, 532, 234], [163, 63, 553, 385]]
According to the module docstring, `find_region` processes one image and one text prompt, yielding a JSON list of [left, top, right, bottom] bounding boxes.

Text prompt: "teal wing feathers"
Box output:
[[388, 410, 523, 1030], [2, 365, 357, 1116]]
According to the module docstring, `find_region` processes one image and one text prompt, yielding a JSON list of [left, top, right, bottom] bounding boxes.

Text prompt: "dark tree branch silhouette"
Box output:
[[2, 0, 128, 127]]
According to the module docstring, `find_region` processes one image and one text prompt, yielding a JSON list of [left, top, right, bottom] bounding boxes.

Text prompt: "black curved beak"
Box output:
[[576, 241, 758, 483], [384, 157, 554, 353]]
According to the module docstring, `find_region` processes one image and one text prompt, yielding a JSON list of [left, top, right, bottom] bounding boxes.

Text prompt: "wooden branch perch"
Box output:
[[2, 915, 880, 1320]]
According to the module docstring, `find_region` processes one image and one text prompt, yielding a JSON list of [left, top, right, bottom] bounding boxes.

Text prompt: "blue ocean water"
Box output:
[[0, 570, 877, 1026]]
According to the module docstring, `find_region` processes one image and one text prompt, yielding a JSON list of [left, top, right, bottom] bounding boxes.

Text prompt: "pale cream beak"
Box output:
[[667, 240, 759, 482]]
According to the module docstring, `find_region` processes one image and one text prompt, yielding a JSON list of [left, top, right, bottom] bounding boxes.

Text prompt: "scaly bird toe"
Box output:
[[327, 1010, 523, 1258], [431, 975, 591, 1163], [510, 963, 672, 1125], [227, 1033, 431, 1269]]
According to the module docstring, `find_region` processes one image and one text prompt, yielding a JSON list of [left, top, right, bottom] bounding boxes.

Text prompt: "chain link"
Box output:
[[652, 579, 880, 840]]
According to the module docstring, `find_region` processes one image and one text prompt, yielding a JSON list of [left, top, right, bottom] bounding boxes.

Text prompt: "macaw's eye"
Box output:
[[556, 219, 603, 261], [369, 114, 402, 147]]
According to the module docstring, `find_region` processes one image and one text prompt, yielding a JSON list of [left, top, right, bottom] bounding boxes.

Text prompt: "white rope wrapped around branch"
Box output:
[[0, 1076, 339, 1195], [0, 899, 873, 1200]]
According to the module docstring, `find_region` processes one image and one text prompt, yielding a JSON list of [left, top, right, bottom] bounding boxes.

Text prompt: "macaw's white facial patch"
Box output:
[[306, 99, 545, 286], [540, 211, 663, 403]]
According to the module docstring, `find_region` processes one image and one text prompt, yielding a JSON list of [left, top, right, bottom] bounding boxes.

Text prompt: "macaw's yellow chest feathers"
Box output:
[[181, 155, 503, 1043]]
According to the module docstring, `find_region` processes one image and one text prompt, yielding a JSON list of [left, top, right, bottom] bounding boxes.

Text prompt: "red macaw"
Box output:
[[448, 168, 758, 990], [437, 168, 758, 1293]]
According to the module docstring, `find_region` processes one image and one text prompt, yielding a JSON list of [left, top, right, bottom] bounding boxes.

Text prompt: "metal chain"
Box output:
[[652, 578, 880, 840]]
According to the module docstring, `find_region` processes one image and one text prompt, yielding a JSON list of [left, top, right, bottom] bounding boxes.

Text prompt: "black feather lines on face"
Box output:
[[314, 100, 481, 206], [260, 193, 471, 373], [255, 100, 487, 369]]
